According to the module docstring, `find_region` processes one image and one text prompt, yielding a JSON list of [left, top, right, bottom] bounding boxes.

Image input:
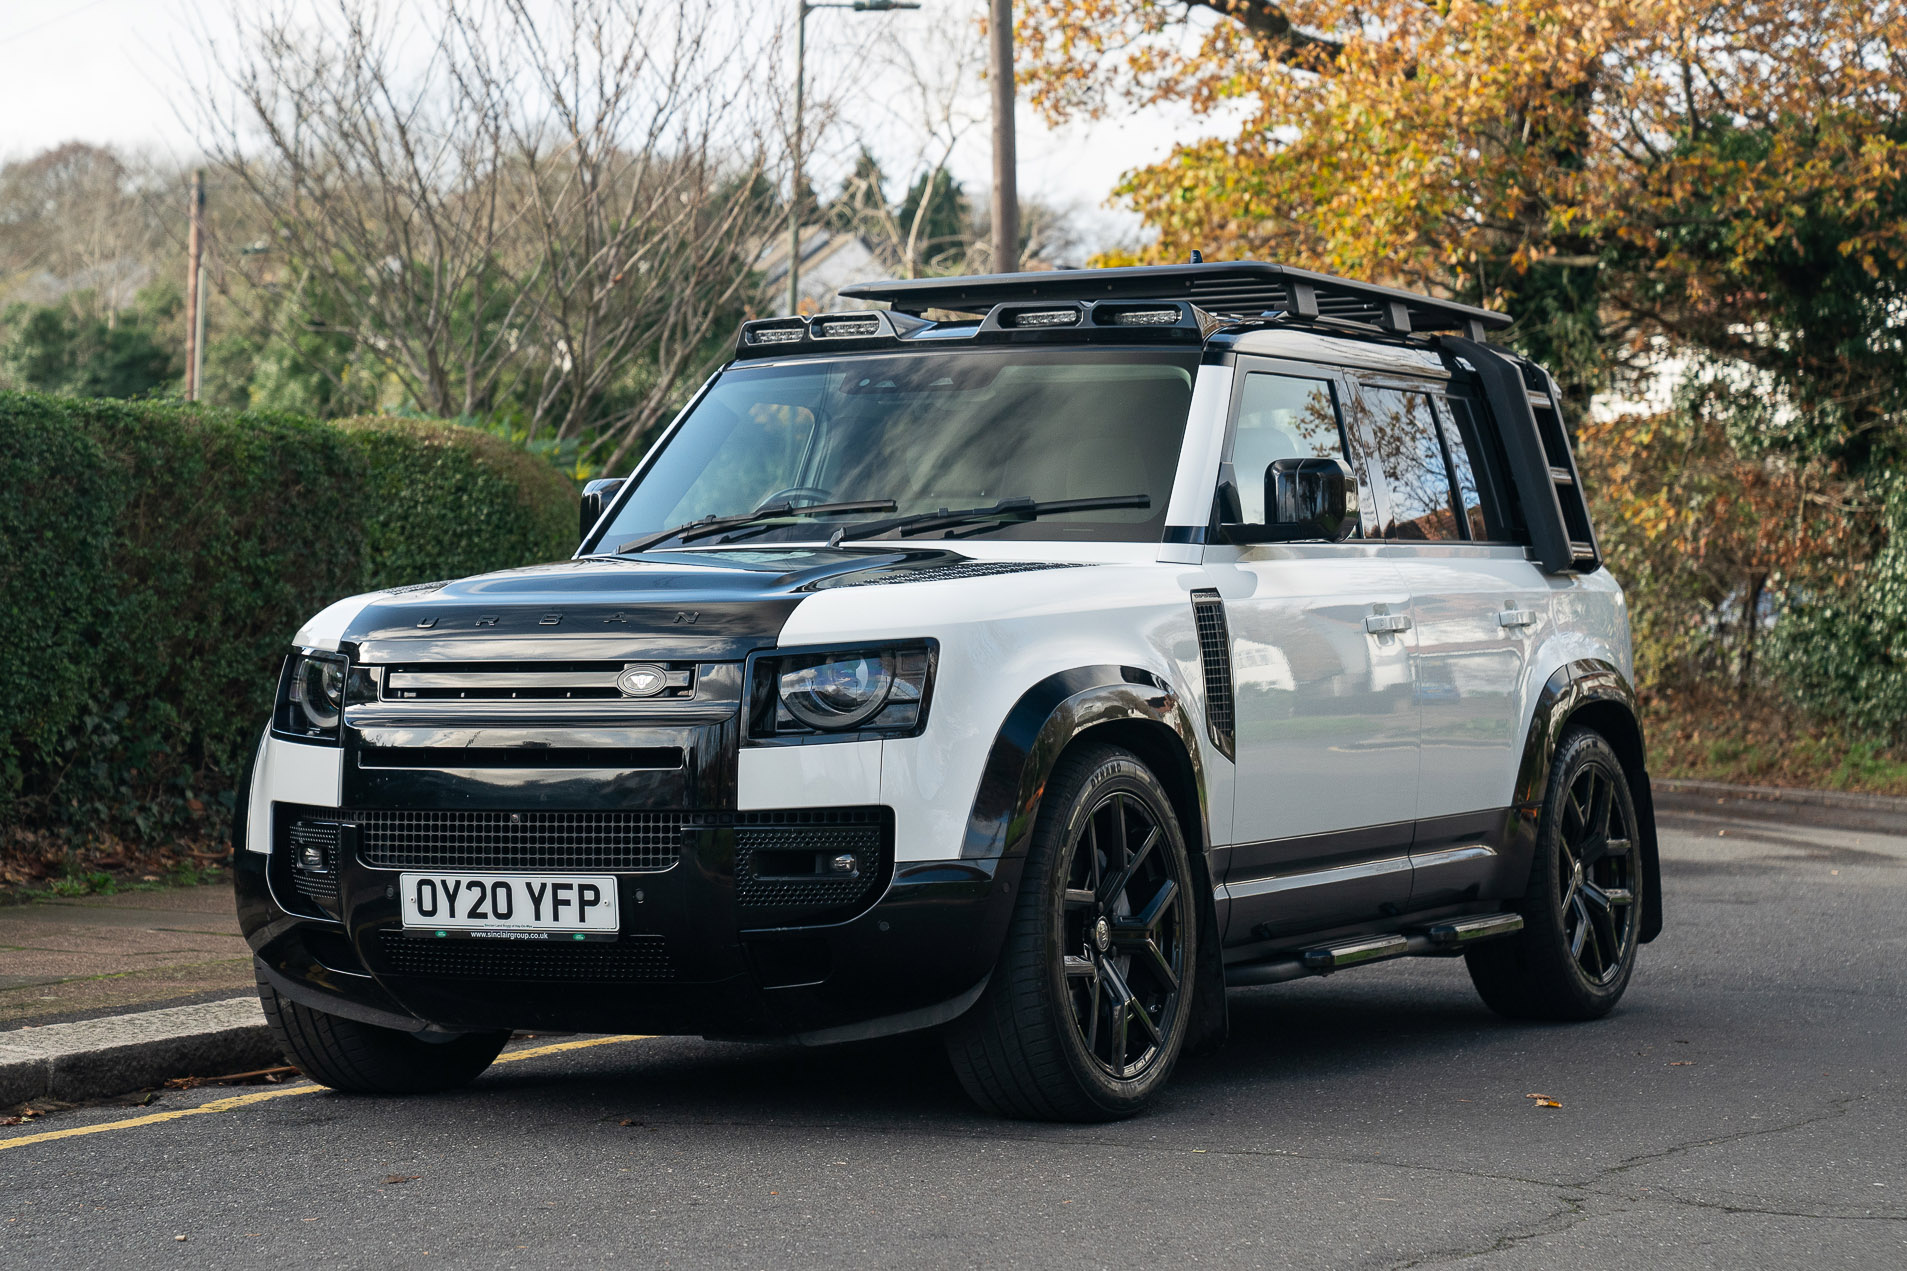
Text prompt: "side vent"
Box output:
[[1190, 590, 1236, 761]]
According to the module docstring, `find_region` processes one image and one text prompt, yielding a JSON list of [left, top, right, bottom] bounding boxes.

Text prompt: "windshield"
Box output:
[[594, 347, 1198, 548]]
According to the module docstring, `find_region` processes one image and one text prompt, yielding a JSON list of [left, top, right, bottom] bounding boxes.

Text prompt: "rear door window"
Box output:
[[1353, 386, 1464, 541]]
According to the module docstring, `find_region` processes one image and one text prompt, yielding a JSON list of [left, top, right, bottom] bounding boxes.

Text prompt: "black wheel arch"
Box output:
[[1514, 658, 1663, 943], [963, 665, 1228, 1053]]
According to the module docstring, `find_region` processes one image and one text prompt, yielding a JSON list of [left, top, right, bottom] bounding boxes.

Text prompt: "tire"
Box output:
[[1467, 728, 1645, 1020], [258, 968, 509, 1094], [944, 742, 1197, 1121]]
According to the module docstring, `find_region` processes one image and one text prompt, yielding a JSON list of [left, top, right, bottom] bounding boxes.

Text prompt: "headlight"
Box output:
[[750, 643, 935, 741], [291, 655, 345, 730], [275, 650, 375, 742], [779, 654, 894, 730]]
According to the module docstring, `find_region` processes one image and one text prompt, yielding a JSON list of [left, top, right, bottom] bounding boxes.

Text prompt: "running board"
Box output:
[[1224, 913, 1525, 988], [1425, 912, 1524, 947], [1303, 934, 1409, 971]]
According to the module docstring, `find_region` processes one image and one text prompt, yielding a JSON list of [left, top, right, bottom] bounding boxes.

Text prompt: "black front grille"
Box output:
[[1190, 590, 1235, 760], [735, 808, 887, 912], [377, 932, 676, 981], [355, 809, 683, 871]]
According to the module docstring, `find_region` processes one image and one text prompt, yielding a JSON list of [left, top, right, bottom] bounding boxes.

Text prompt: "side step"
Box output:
[[1425, 913, 1524, 947], [1302, 934, 1409, 971], [1224, 912, 1525, 988]]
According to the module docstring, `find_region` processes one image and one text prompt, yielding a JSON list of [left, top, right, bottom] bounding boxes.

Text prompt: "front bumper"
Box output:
[[237, 811, 1019, 1042]]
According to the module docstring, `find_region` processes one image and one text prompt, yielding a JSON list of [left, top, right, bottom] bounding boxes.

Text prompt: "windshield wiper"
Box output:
[[617, 499, 897, 555], [830, 494, 1151, 544]]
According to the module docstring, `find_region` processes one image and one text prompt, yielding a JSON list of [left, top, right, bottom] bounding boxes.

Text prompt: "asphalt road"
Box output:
[[4, 799, 1903, 1270]]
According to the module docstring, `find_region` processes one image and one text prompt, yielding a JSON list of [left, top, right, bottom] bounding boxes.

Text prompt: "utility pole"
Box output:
[[184, 169, 205, 401], [788, 0, 919, 316], [988, 0, 1018, 274]]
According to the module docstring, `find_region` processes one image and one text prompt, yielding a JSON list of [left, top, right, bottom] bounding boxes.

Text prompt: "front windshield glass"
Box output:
[[594, 347, 1199, 548]]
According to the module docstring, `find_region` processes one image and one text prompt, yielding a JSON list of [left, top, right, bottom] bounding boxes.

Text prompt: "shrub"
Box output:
[[0, 392, 576, 855]]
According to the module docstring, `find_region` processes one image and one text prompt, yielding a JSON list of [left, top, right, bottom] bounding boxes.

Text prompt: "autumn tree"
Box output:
[[1016, 0, 1907, 414]]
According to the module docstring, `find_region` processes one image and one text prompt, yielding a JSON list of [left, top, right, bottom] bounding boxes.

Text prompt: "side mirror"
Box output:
[[579, 477, 625, 547], [1222, 456, 1358, 543], [1266, 456, 1358, 541]]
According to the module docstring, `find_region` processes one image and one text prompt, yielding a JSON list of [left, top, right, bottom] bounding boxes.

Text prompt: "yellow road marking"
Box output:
[[0, 1034, 647, 1153]]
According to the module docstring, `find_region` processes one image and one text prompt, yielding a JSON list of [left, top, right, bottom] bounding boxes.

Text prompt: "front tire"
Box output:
[[1467, 728, 1645, 1020], [258, 969, 509, 1094], [944, 742, 1196, 1121]]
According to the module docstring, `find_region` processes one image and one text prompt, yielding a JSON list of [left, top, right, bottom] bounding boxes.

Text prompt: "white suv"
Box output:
[[235, 261, 1661, 1121]]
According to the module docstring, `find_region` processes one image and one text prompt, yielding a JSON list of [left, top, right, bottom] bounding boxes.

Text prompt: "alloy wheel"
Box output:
[[1058, 790, 1187, 1079], [1556, 760, 1641, 985]]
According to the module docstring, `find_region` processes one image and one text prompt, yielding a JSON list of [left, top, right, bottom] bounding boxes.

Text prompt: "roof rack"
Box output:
[[837, 261, 1511, 338]]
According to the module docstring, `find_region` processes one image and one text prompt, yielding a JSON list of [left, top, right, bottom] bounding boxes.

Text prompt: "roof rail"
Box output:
[[837, 261, 1510, 338]]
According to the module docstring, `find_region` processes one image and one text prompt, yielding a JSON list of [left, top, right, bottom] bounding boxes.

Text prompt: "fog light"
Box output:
[[299, 845, 326, 872], [830, 853, 859, 876]]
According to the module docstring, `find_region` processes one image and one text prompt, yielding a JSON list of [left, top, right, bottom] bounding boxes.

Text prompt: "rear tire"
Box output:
[[258, 969, 508, 1094], [944, 742, 1196, 1121], [1467, 728, 1644, 1020]]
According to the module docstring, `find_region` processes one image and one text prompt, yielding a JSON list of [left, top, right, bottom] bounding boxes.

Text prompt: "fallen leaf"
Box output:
[[382, 1175, 421, 1186], [166, 1065, 299, 1090], [1669, 1061, 1695, 1066], [1526, 1093, 1563, 1108]]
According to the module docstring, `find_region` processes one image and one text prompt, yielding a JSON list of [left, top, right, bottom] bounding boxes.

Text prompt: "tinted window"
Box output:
[[1228, 373, 1348, 524], [599, 348, 1198, 545], [1438, 400, 1488, 540], [1358, 387, 1461, 541]]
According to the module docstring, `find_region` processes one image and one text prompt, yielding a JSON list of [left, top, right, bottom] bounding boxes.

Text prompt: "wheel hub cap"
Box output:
[[1092, 916, 1112, 953]]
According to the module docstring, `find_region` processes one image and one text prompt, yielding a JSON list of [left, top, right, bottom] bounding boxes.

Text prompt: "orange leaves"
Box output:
[[1027, 0, 1907, 314]]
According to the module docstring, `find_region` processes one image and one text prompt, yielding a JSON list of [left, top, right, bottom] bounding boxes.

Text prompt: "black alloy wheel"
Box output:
[[1060, 789, 1187, 1080], [945, 742, 1198, 1121], [1467, 728, 1645, 1020], [1555, 756, 1642, 986]]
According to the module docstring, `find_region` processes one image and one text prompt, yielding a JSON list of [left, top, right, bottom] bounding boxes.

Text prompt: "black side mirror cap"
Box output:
[[579, 477, 625, 548], [1221, 456, 1359, 544]]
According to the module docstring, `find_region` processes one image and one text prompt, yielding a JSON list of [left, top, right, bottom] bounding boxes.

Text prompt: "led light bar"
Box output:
[[1008, 308, 1081, 328], [1108, 307, 1181, 326], [811, 315, 882, 339], [749, 326, 804, 345]]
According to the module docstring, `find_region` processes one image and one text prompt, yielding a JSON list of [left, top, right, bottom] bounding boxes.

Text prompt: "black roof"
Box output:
[[838, 261, 1510, 336]]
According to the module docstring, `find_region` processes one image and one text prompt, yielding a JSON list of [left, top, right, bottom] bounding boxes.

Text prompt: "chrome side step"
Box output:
[[1223, 911, 1526, 988], [1425, 913, 1524, 947], [1301, 934, 1410, 971]]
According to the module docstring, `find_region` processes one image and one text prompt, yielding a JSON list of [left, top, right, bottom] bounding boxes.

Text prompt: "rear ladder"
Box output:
[[1440, 336, 1600, 574]]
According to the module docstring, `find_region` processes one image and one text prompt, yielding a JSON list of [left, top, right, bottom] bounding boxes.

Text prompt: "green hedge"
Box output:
[[0, 393, 577, 851]]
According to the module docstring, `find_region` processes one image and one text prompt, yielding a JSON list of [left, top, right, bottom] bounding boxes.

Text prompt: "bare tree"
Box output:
[[825, 2, 990, 278], [0, 143, 178, 316], [195, 0, 789, 465]]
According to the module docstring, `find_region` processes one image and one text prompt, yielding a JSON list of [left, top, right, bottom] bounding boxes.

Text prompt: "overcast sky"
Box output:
[[0, 0, 1232, 260]]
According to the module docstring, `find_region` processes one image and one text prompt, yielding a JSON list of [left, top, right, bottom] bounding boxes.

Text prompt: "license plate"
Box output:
[[398, 872, 618, 934]]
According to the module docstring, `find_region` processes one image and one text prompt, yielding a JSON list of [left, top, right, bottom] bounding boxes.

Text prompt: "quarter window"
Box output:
[[1228, 373, 1351, 525], [1438, 400, 1489, 540], [1357, 387, 1463, 541]]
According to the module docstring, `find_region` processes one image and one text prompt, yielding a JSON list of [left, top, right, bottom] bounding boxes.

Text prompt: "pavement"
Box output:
[[0, 883, 253, 1028], [1, 790, 1903, 1267]]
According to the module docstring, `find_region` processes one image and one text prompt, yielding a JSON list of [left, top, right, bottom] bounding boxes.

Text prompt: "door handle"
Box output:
[[1365, 613, 1411, 634], [1496, 608, 1539, 628]]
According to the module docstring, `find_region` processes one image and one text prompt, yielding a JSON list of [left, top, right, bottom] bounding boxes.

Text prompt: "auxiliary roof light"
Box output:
[[750, 326, 804, 345], [811, 314, 883, 339], [1009, 308, 1080, 328], [1108, 307, 1182, 326]]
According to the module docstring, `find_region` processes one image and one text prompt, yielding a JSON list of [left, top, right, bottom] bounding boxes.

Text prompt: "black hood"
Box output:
[[337, 546, 979, 663]]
